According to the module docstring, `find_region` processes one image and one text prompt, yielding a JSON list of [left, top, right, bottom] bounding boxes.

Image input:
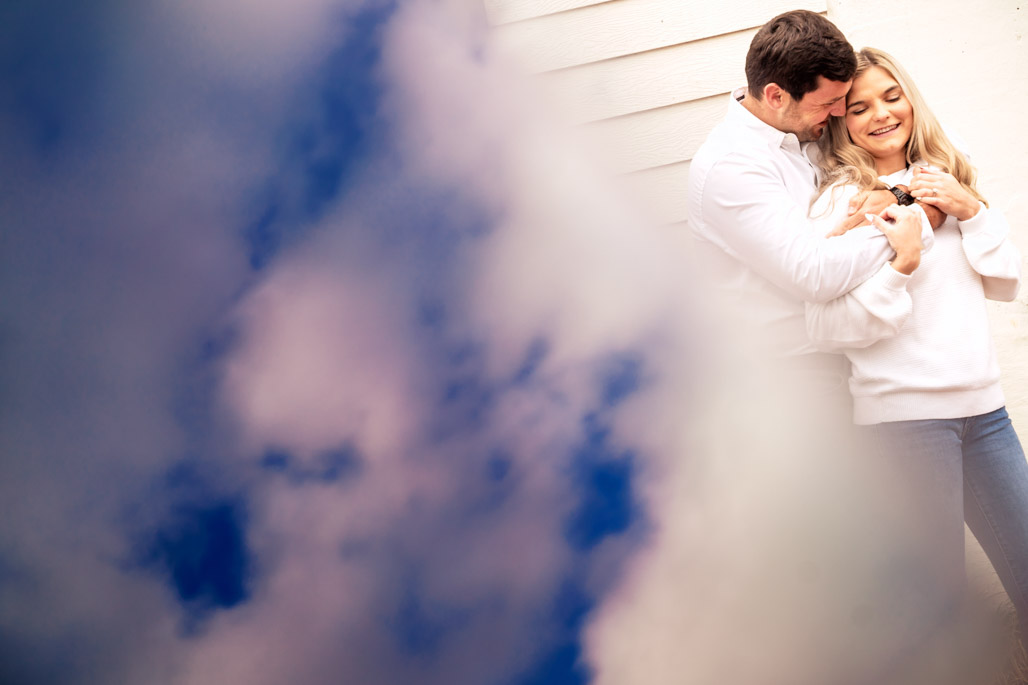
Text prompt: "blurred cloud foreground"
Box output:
[[0, 1, 963, 684], [0, 0, 683, 682]]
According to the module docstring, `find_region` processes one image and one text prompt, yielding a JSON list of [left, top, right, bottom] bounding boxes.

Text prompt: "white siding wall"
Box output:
[[487, 0, 826, 226]]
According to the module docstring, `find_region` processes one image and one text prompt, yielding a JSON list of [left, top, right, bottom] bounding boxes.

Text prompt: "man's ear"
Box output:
[[763, 83, 788, 110]]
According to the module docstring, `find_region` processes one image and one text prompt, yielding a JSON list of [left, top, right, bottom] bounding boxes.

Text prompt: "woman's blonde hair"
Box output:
[[817, 47, 986, 206]]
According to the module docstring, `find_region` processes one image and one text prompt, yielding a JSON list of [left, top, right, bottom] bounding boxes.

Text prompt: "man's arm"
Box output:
[[830, 188, 946, 236], [700, 156, 897, 303]]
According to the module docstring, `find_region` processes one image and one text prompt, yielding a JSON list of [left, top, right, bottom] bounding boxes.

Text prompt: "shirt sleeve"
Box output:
[[700, 153, 895, 303], [957, 204, 1022, 302]]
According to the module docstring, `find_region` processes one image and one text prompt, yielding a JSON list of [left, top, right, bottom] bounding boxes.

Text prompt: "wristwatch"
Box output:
[[889, 186, 916, 206]]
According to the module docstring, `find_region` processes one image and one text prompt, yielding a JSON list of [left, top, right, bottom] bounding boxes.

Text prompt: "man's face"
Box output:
[[780, 76, 851, 142]]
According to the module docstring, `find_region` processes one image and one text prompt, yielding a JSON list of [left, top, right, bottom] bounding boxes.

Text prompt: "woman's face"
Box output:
[[844, 66, 913, 173]]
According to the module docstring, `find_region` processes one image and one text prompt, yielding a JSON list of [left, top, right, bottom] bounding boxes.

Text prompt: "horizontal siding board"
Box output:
[[492, 0, 826, 72], [620, 160, 691, 225], [486, 0, 822, 228], [582, 93, 728, 173], [483, 0, 611, 25], [541, 29, 751, 124]]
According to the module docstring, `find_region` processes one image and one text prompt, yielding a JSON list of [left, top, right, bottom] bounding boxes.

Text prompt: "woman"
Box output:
[[805, 47, 1028, 643]]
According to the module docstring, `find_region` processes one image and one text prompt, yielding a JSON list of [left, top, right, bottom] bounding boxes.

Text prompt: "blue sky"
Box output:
[[0, 1, 693, 683]]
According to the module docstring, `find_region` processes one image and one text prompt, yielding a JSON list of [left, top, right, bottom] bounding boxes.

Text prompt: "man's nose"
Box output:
[[829, 99, 847, 117]]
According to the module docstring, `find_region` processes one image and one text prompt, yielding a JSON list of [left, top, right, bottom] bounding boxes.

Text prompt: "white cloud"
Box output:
[[200, 0, 697, 681], [223, 242, 424, 459]]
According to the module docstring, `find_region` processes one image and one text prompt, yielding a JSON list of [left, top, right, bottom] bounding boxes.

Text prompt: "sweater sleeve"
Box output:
[[802, 182, 931, 351], [958, 204, 1022, 301], [805, 263, 913, 351]]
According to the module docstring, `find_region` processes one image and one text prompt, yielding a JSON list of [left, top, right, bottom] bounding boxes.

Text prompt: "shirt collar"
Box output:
[[729, 87, 802, 153]]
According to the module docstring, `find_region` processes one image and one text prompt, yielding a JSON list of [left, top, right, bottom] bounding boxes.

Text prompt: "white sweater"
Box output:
[[806, 167, 1022, 425]]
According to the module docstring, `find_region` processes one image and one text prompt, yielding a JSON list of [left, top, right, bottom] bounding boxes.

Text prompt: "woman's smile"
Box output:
[[869, 123, 900, 136]]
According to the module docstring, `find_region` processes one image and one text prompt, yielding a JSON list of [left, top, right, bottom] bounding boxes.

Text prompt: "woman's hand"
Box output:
[[867, 205, 923, 275], [907, 167, 980, 221]]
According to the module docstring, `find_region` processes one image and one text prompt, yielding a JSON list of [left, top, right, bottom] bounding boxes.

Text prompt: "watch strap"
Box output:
[[889, 186, 916, 206]]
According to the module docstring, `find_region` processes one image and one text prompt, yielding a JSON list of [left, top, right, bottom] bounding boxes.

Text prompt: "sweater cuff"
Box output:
[[873, 261, 912, 289], [956, 203, 989, 235], [911, 204, 935, 253]]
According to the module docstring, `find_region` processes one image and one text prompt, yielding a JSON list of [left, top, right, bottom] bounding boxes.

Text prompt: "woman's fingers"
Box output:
[[907, 170, 979, 219], [909, 171, 951, 202], [911, 168, 948, 190], [878, 203, 916, 222], [874, 208, 923, 275]]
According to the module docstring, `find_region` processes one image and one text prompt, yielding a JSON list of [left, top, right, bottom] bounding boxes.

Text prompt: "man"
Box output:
[[686, 9, 931, 365]]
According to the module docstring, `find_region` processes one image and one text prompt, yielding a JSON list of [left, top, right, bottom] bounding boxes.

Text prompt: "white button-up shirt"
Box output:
[[686, 89, 923, 357]]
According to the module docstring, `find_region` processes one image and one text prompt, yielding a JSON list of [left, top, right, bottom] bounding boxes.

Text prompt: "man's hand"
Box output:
[[893, 180, 946, 229], [867, 205, 923, 275], [830, 185, 945, 236], [829, 189, 898, 236]]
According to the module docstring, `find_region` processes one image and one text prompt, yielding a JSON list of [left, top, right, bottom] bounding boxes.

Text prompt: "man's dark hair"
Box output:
[[745, 10, 856, 102]]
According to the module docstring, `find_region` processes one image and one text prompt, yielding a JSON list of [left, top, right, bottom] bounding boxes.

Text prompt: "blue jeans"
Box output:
[[860, 406, 1028, 634]]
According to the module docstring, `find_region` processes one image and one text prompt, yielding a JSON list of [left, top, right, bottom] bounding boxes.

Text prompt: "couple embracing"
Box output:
[[688, 9, 1027, 681]]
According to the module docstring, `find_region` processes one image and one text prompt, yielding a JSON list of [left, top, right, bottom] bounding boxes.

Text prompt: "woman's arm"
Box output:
[[805, 263, 914, 351], [909, 167, 1021, 301], [958, 206, 1022, 301], [805, 191, 926, 350]]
